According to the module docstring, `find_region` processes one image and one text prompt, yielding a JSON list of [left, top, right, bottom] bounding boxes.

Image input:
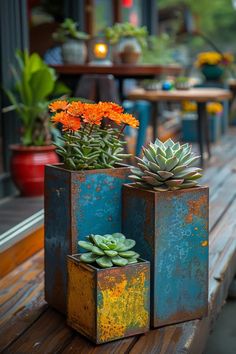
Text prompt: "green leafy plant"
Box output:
[[141, 34, 175, 65], [104, 22, 148, 47], [53, 18, 89, 43], [129, 139, 202, 191], [78, 233, 139, 268], [175, 76, 189, 84], [49, 100, 139, 170], [3, 50, 70, 146]]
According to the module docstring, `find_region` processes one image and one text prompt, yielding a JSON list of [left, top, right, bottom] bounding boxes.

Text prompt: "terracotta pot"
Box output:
[[10, 145, 59, 197]]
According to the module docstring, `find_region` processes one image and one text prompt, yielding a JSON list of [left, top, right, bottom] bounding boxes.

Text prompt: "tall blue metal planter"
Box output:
[[122, 184, 209, 328], [44, 163, 130, 314]]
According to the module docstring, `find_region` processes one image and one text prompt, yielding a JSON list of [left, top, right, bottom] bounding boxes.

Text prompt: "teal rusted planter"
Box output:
[[44, 163, 130, 314], [67, 255, 150, 344], [122, 184, 209, 328]]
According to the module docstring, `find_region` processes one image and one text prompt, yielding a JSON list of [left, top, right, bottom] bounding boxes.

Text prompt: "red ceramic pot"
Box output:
[[10, 145, 59, 197]]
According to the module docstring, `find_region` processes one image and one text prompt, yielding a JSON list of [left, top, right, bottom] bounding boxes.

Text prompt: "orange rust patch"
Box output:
[[201, 240, 208, 247], [185, 195, 207, 224]]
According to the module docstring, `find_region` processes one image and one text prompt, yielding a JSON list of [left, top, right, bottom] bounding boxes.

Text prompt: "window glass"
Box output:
[[121, 0, 142, 26], [94, 0, 113, 34]]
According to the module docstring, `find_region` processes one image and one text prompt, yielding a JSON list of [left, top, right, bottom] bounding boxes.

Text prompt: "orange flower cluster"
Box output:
[[49, 100, 139, 131]]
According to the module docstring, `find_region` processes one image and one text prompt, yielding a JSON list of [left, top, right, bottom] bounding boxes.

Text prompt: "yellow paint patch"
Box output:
[[201, 240, 208, 247], [97, 269, 149, 342], [67, 260, 95, 337]]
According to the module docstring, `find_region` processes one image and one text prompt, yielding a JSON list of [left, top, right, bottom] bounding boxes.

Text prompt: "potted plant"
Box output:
[[175, 76, 191, 90], [45, 99, 139, 313], [3, 50, 70, 196], [196, 52, 234, 81], [67, 233, 150, 344], [53, 18, 89, 64], [104, 22, 148, 64], [122, 139, 209, 328]]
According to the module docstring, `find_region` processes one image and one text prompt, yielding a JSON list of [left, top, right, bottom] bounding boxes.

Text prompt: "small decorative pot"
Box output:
[[117, 37, 141, 64], [67, 254, 150, 344], [175, 82, 191, 90], [62, 39, 87, 64], [10, 145, 58, 197], [201, 64, 224, 81], [44, 164, 130, 314], [122, 184, 209, 328]]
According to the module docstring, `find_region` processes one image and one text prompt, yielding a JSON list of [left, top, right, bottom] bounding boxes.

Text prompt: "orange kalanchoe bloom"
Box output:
[[82, 104, 103, 125], [51, 112, 81, 131], [98, 101, 124, 115], [49, 100, 139, 130], [121, 113, 139, 128], [49, 100, 69, 112], [62, 117, 81, 132], [67, 101, 85, 117]]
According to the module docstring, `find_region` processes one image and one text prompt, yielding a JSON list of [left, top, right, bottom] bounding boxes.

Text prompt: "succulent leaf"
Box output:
[[130, 139, 202, 191], [117, 239, 136, 251], [104, 250, 118, 257], [78, 240, 93, 251], [80, 252, 97, 263], [157, 171, 174, 180], [96, 256, 113, 268], [91, 246, 105, 255], [111, 255, 129, 266], [156, 154, 167, 170]]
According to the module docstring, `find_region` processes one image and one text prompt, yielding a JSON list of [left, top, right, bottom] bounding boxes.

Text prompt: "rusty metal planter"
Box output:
[[67, 254, 150, 344], [122, 184, 209, 328], [44, 163, 130, 314]]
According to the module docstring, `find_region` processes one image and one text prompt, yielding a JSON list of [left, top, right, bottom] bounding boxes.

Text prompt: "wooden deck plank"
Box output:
[[0, 251, 47, 352], [1, 131, 236, 353]]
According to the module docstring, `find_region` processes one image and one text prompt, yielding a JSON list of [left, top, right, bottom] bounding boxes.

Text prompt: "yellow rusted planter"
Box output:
[[67, 254, 150, 344]]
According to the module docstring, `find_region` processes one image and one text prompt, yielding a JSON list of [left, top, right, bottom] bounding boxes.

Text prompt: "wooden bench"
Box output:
[[1, 131, 236, 353]]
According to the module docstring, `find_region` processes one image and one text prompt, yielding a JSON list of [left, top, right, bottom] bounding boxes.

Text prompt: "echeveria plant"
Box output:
[[78, 233, 139, 268], [129, 138, 202, 191]]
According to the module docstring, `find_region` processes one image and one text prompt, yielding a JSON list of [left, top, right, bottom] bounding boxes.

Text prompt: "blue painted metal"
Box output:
[[44, 163, 130, 314], [182, 113, 221, 143], [122, 184, 209, 327]]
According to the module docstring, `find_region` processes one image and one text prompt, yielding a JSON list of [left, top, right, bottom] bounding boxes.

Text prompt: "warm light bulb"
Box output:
[[93, 43, 108, 59]]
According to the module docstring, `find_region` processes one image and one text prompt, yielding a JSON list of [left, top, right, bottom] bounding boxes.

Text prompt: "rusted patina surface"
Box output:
[[44, 164, 130, 314], [67, 255, 150, 344], [122, 184, 209, 328]]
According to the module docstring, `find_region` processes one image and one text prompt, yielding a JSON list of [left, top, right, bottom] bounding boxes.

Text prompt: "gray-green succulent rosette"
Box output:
[[78, 233, 139, 268]]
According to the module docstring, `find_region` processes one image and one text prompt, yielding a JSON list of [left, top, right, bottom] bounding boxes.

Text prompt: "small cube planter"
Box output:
[[67, 255, 150, 344], [182, 113, 221, 143], [122, 184, 209, 328], [44, 163, 130, 314]]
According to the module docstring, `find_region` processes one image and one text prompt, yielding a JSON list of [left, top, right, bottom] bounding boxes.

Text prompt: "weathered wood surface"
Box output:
[[128, 88, 232, 102], [51, 64, 182, 77], [1, 130, 236, 354]]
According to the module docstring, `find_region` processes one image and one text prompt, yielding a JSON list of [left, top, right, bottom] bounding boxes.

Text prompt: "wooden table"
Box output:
[[1, 131, 236, 353], [51, 64, 183, 99], [128, 88, 232, 166], [51, 64, 183, 77]]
